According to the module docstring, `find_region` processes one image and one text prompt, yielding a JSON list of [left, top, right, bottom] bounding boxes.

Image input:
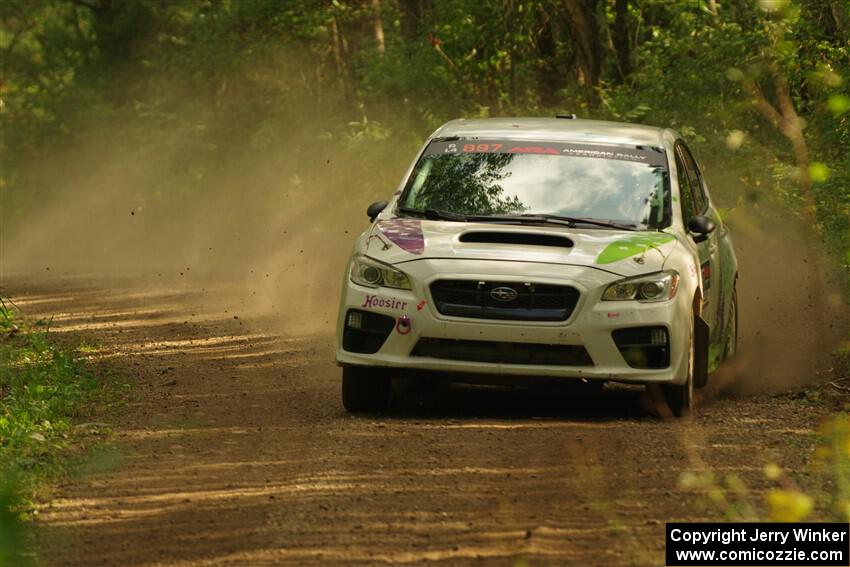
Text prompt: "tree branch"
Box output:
[[743, 77, 783, 131], [743, 63, 813, 203]]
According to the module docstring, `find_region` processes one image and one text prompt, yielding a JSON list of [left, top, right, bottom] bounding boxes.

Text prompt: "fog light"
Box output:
[[347, 311, 363, 329], [612, 326, 670, 369]]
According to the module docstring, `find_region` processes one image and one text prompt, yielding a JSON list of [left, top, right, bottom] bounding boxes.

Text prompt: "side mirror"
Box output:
[[367, 201, 388, 222], [687, 215, 716, 244]]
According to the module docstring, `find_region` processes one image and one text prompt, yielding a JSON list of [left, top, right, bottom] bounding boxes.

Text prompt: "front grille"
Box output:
[[412, 338, 594, 366], [430, 280, 580, 321]]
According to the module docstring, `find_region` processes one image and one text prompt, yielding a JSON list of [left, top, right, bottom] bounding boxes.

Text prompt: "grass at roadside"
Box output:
[[680, 354, 850, 524], [0, 296, 124, 564]]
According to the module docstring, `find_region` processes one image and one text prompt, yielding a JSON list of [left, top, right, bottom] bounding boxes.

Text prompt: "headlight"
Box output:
[[350, 257, 412, 290], [602, 270, 679, 302]]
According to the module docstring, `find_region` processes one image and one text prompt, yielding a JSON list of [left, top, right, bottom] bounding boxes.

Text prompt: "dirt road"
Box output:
[[7, 274, 829, 566]]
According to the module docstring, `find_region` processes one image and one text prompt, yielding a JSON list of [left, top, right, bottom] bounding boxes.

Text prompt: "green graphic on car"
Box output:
[[596, 233, 676, 265]]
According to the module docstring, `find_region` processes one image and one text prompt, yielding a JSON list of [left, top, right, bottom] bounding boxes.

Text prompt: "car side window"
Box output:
[[674, 146, 696, 220], [679, 144, 708, 213]]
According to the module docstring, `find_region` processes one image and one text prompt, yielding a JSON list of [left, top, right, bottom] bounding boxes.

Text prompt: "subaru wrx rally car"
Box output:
[[336, 117, 738, 416]]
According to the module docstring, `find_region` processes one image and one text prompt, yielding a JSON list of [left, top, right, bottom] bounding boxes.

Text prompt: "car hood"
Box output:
[[361, 218, 681, 277]]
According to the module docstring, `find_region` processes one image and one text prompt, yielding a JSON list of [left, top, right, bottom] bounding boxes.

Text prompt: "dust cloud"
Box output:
[[704, 166, 850, 395], [708, 205, 849, 395], [0, 113, 414, 337], [1, 110, 847, 394]]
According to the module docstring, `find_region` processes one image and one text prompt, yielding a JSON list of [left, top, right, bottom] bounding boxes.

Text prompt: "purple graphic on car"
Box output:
[[378, 219, 425, 255]]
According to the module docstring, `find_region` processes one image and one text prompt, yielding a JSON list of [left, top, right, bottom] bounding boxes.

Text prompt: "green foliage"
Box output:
[[0, 307, 100, 489], [0, 481, 29, 567], [0, 0, 848, 258], [813, 415, 850, 519], [677, 412, 850, 524], [0, 298, 120, 562], [601, 1, 850, 260]]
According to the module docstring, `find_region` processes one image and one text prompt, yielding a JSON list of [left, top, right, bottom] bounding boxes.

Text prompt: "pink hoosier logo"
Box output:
[[362, 295, 407, 310], [377, 219, 424, 255]]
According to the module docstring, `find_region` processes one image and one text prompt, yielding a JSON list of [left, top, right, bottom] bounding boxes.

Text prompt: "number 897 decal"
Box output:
[[427, 139, 665, 164]]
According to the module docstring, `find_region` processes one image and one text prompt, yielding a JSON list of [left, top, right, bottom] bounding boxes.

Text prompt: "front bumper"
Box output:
[[335, 259, 690, 385]]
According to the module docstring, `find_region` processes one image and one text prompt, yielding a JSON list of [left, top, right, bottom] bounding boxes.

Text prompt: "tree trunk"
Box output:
[[88, 0, 152, 72], [330, 11, 356, 113], [507, 0, 515, 106], [563, 0, 603, 106], [399, 0, 429, 41], [535, 8, 563, 107], [372, 0, 385, 53], [612, 0, 631, 82]]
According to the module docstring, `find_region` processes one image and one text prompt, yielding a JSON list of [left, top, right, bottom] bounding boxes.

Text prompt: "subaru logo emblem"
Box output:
[[490, 287, 518, 302]]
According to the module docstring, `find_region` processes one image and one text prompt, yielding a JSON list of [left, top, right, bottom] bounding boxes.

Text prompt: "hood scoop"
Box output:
[[459, 231, 574, 248]]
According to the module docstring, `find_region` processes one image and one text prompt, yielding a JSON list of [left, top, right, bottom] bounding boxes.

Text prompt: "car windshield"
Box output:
[[398, 139, 670, 229]]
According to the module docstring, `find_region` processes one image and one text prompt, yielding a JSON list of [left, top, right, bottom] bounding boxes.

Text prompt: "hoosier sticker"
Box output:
[[361, 295, 408, 311]]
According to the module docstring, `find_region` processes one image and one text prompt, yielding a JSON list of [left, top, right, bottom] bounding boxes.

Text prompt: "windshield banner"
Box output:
[[426, 139, 667, 167]]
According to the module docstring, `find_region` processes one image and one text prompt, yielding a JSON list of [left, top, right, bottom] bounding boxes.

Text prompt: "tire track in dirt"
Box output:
[[6, 274, 828, 566]]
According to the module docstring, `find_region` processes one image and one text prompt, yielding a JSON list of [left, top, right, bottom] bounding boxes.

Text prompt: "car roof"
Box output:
[[432, 117, 667, 147]]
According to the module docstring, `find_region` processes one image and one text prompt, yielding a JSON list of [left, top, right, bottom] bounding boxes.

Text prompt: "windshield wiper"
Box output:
[[398, 208, 639, 230], [469, 214, 639, 231], [533, 214, 639, 231], [398, 207, 468, 222]]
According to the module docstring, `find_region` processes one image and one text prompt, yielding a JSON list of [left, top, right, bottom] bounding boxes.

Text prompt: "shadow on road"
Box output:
[[389, 379, 651, 420]]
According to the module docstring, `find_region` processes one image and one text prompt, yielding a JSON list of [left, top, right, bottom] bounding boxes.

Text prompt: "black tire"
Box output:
[[661, 312, 695, 417], [725, 287, 738, 360], [577, 379, 605, 395], [341, 366, 391, 412]]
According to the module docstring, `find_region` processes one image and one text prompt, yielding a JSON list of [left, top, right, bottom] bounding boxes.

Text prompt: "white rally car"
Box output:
[[336, 117, 738, 416]]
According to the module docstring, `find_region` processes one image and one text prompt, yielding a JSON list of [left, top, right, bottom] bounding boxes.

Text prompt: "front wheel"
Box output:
[[725, 287, 738, 360], [661, 314, 695, 417], [342, 366, 391, 412]]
